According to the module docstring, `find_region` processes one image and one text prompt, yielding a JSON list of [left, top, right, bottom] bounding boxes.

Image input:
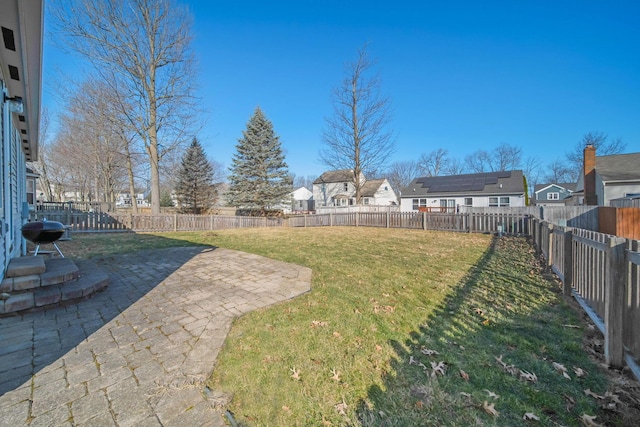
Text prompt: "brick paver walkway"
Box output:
[[0, 247, 312, 426]]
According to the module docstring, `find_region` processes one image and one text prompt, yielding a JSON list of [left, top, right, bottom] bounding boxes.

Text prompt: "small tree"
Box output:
[[227, 107, 291, 211], [174, 138, 215, 214]]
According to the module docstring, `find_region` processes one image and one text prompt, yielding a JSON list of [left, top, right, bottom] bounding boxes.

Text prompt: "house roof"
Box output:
[[313, 169, 354, 184], [0, 0, 44, 161], [595, 153, 640, 182], [361, 179, 385, 197], [403, 170, 524, 198], [533, 183, 576, 193]]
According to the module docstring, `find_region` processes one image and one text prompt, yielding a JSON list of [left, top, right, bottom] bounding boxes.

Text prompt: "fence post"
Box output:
[[423, 212, 427, 231], [563, 229, 573, 296], [604, 236, 626, 368], [547, 223, 554, 266], [386, 211, 389, 228], [355, 212, 359, 227], [174, 214, 178, 232], [330, 213, 333, 227]]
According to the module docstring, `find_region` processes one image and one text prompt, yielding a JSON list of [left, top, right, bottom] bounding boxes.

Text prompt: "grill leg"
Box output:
[[53, 242, 65, 258], [34, 244, 40, 256]]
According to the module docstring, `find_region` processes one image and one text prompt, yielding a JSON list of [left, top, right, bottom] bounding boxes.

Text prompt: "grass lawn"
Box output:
[[57, 228, 636, 426]]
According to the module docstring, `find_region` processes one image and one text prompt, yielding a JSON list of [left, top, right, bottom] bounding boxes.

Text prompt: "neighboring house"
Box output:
[[574, 145, 640, 206], [400, 170, 526, 212], [1, 0, 43, 277], [531, 183, 575, 206], [286, 187, 314, 213], [312, 169, 365, 207], [115, 193, 149, 208], [312, 170, 397, 207], [360, 178, 397, 206]]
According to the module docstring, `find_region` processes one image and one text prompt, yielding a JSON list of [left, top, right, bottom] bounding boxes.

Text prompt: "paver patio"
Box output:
[[0, 246, 312, 426]]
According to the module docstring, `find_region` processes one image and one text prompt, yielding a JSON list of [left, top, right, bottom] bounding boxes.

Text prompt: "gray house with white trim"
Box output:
[[532, 183, 575, 206]]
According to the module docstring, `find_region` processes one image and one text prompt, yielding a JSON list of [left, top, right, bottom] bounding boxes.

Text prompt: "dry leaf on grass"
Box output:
[[421, 348, 439, 356], [483, 401, 499, 417], [553, 362, 572, 380], [332, 331, 341, 337], [430, 361, 447, 377], [484, 389, 500, 399], [519, 370, 538, 383], [584, 389, 605, 400], [523, 412, 539, 421], [330, 368, 341, 382], [334, 400, 348, 416], [573, 366, 587, 377], [310, 320, 327, 327], [282, 406, 291, 412], [290, 367, 301, 381], [580, 413, 604, 426], [459, 370, 469, 381]]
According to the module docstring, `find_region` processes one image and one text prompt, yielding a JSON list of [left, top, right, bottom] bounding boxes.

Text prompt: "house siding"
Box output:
[[401, 194, 524, 211]]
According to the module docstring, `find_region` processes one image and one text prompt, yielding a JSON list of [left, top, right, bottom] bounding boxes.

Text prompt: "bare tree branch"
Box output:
[[319, 44, 395, 203]]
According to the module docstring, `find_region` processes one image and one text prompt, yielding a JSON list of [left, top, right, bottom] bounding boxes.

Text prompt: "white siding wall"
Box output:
[[371, 179, 397, 205], [400, 194, 525, 212], [312, 182, 356, 207]]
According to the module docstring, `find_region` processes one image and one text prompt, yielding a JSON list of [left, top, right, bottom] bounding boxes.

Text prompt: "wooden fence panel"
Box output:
[[626, 240, 640, 357]]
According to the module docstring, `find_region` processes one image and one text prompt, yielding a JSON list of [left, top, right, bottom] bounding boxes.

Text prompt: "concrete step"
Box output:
[[0, 260, 109, 315], [4, 256, 45, 278], [1, 257, 79, 293]]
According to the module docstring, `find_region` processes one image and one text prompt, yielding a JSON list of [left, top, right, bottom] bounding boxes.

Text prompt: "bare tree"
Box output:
[[385, 160, 420, 199], [443, 157, 466, 175], [544, 159, 575, 184], [52, 0, 199, 213], [418, 148, 449, 177], [320, 44, 395, 203], [464, 150, 492, 173], [28, 108, 55, 201], [522, 155, 543, 195], [292, 174, 315, 191], [491, 143, 522, 171], [565, 132, 627, 181]]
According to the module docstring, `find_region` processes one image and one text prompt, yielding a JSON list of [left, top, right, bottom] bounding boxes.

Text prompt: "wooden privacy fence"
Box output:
[[531, 217, 640, 376], [32, 211, 532, 235]]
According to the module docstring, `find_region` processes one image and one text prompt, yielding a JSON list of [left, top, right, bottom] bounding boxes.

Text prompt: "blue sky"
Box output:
[[43, 1, 640, 180]]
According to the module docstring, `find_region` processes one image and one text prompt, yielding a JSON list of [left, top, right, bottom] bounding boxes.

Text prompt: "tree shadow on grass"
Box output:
[[355, 236, 618, 426]]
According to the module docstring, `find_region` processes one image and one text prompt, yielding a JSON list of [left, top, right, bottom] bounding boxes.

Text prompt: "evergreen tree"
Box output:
[[174, 137, 216, 214], [227, 107, 291, 211]]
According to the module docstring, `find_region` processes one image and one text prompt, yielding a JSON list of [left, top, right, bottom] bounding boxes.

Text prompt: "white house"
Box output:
[[312, 169, 397, 207], [1, 0, 43, 277], [360, 178, 397, 206], [287, 187, 313, 213], [400, 170, 526, 212]]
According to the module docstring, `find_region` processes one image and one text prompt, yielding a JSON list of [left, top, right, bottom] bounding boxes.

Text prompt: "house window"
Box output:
[[363, 198, 370, 205], [547, 192, 559, 200], [343, 183, 348, 192], [412, 198, 427, 210], [489, 197, 510, 207], [464, 197, 472, 207], [26, 179, 35, 206]]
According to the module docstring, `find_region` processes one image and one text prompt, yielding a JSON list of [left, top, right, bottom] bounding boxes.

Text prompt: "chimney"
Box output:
[[584, 144, 597, 205]]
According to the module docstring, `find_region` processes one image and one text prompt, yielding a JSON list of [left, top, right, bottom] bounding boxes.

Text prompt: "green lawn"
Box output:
[[60, 228, 628, 426]]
